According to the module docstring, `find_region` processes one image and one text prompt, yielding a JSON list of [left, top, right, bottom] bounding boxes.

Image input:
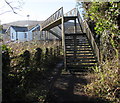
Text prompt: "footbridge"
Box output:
[[40, 7, 99, 71]]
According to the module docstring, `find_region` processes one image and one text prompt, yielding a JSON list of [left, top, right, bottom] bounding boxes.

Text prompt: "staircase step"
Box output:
[[65, 43, 90, 46], [66, 55, 95, 57], [66, 64, 96, 68], [66, 48, 92, 50], [65, 33, 86, 36], [66, 43, 90, 45], [66, 49, 93, 51], [65, 38, 87, 40], [66, 46, 92, 48], [65, 39, 88, 41], [66, 57, 97, 61], [66, 50, 93, 52], [65, 41, 89, 43], [66, 52, 94, 54], [66, 60, 97, 64], [65, 38, 88, 39], [65, 42, 89, 44], [65, 43, 91, 46], [65, 46, 91, 49]]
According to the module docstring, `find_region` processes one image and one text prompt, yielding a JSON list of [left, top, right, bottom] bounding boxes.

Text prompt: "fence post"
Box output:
[[34, 48, 42, 69], [56, 46, 60, 56], [2, 50, 11, 101], [54, 48, 56, 57], [45, 48, 49, 59], [2, 50, 11, 74], [50, 48, 53, 56], [23, 50, 30, 68]]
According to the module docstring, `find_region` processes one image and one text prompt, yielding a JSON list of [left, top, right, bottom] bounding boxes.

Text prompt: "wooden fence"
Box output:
[[2, 45, 62, 102], [2, 45, 62, 73]]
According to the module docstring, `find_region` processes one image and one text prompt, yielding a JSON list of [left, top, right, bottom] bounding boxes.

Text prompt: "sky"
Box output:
[[0, 0, 77, 24]]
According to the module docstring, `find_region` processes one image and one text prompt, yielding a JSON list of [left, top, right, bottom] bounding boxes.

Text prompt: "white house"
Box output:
[[8, 26, 30, 42], [5, 24, 61, 42], [6, 25, 40, 42]]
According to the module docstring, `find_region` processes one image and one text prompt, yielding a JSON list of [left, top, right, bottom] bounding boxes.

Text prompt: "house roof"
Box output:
[[11, 26, 28, 32], [2, 20, 43, 29], [29, 24, 40, 32]]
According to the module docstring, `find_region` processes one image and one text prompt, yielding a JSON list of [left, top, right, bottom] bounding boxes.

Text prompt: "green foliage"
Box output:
[[86, 2, 120, 35], [0, 25, 3, 31], [2, 44, 11, 52], [85, 59, 120, 103], [2, 41, 62, 102], [79, 2, 120, 103], [81, 2, 120, 59]]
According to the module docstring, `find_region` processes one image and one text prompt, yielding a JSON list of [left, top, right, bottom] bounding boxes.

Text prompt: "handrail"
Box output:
[[41, 7, 63, 30], [77, 10, 99, 62], [64, 8, 77, 16], [41, 7, 78, 31]]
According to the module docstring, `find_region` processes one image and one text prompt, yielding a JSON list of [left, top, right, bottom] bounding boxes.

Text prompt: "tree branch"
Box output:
[[0, 10, 12, 15], [4, 0, 17, 14]]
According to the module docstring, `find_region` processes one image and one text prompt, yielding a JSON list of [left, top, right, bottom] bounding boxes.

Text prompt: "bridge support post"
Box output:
[[74, 18, 77, 33], [61, 17, 66, 70]]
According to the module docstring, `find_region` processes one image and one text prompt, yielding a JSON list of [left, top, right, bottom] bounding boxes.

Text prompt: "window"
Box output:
[[12, 33, 14, 39], [24, 33, 27, 38], [16, 32, 18, 40]]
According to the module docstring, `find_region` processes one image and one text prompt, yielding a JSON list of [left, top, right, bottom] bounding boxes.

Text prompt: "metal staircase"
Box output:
[[41, 7, 99, 71]]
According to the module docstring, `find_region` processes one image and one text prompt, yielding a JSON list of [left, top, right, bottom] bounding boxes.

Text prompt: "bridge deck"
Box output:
[[41, 16, 77, 31]]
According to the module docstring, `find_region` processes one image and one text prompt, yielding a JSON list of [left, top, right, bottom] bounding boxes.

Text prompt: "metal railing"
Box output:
[[64, 8, 77, 16], [77, 10, 99, 62], [41, 7, 63, 30]]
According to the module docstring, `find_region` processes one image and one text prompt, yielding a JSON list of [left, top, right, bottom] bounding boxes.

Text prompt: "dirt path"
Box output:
[[44, 68, 108, 103]]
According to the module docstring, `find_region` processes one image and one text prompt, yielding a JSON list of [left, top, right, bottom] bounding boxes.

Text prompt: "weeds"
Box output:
[[85, 57, 120, 103], [2, 40, 63, 103]]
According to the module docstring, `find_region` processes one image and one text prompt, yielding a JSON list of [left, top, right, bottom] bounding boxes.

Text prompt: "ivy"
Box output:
[[84, 2, 120, 36], [2, 44, 12, 52], [77, 2, 120, 102]]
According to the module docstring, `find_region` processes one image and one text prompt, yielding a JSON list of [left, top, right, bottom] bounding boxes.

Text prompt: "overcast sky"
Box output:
[[0, 0, 77, 24]]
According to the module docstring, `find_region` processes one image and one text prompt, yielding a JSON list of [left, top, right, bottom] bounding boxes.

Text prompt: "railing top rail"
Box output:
[[41, 7, 63, 30], [52, 7, 63, 17], [41, 7, 78, 31], [77, 10, 99, 62], [44, 7, 63, 21], [64, 8, 77, 16]]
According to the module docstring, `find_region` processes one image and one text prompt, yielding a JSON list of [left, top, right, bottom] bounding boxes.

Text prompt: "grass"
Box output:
[[2, 40, 63, 103], [3, 40, 119, 103], [84, 57, 120, 103], [6, 40, 61, 56]]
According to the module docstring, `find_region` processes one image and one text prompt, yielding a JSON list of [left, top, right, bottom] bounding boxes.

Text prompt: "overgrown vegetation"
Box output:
[[2, 40, 63, 103], [77, 2, 120, 103]]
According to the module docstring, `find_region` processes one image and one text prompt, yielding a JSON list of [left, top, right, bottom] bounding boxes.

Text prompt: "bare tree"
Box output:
[[0, 0, 24, 15]]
